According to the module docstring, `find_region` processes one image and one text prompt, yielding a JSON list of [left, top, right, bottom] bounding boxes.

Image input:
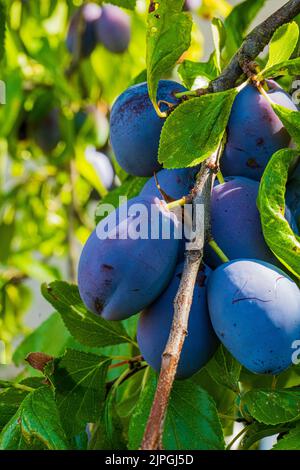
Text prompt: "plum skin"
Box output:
[[96, 4, 130, 54], [110, 80, 187, 177], [137, 263, 219, 379], [140, 168, 197, 200], [207, 259, 300, 375], [66, 3, 102, 58], [221, 82, 297, 181], [78, 196, 180, 321], [32, 108, 61, 153], [205, 176, 296, 268], [205, 177, 275, 268], [286, 162, 300, 230]]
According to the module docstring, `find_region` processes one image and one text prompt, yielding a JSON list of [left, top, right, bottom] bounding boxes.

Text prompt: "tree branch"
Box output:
[[212, 0, 300, 92], [141, 0, 300, 451]]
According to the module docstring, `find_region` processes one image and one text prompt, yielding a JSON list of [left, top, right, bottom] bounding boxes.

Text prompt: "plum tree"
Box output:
[[110, 80, 187, 176], [95, 4, 130, 54], [66, 3, 101, 59], [32, 108, 61, 153], [78, 195, 180, 320], [221, 82, 297, 181], [137, 263, 218, 379], [207, 259, 300, 374], [140, 168, 197, 200], [205, 176, 296, 268]]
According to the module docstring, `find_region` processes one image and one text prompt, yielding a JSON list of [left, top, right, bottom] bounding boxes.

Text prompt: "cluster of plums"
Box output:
[[78, 78, 300, 378], [67, 3, 130, 58]]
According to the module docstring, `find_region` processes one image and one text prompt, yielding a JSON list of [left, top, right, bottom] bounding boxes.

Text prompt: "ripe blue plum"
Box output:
[[32, 108, 61, 153], [207, 259, 300, 374], [221, 82, 297, 181], [67, 3, 101, 58], [78, 195, 180, 320], [110, 80, 187, 176], [140, 168, 197, 200], [137, 263, 218, 379], [96, 4, 130, 54], [205, 176, 296, 268]]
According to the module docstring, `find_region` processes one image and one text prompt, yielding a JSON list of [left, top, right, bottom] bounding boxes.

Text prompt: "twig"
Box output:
[[211, 0, 300, 92], [141, 0, 300, 450]]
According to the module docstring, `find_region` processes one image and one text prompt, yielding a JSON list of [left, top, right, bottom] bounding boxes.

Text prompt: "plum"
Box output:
[[96, 4, 130, 54], [137, 263, 218, 379], [207, 259, 300, 374], [66, 3, 102, 58], [205, 176, 296, 268], [110, 80, 187, 176], [78, 195, 180, 320], [221, 82, 298, 181], [32, 108, 61, 153], [140, 168, 197, 200]]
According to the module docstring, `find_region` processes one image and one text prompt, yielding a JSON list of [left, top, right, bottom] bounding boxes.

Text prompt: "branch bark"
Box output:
[[141, 0, 300, 451]]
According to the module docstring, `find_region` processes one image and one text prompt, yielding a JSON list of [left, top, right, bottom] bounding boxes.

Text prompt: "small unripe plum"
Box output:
[[137, 263, 218, 379], [207, 259, 300, 374], [78, 196, 180, 320], [95, 4, 130, 54], [32, 108, 61, 153], [205, 176, 296, 268], [221, 82, 298, 181], [110, 80, 187, 177], [67, 3, 102, 58], [140, 168, 197, 200]]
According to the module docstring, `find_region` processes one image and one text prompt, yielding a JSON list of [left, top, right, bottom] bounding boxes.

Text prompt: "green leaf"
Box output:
[[129, 370, 225, 450], [158, 89, 237, 169], [13, 313, 70, 366], [178, 59, 218, 89], [49, 349, 111, 437], [265, 22, 299, 71], [0, 387, 69, 450], [146, 0, 192, 116], [108, 0, 136, 10], [257, 148, 300, 279], [0, 388, 28, 432], [89, 390, 127, 450], [273, 423, 300, 450], [242, 389, 300, 425], [211, 18, 226, 74], [41, 281, 135, 348], [95, 176, 148, 225], [206, 345, 241, 393], [224, 0, 266, 60], [271, 103, 300, 148], [260, 57, 300, 79], [240, 422, 289, 450]]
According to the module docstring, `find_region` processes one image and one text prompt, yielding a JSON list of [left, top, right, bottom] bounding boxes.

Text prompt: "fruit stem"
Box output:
[[217, 170, 225, 184], [257, 83, 273, 105], [208, 239, 230, 263], [174, 90, 198, 98], [166, 197, 187, 210]]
